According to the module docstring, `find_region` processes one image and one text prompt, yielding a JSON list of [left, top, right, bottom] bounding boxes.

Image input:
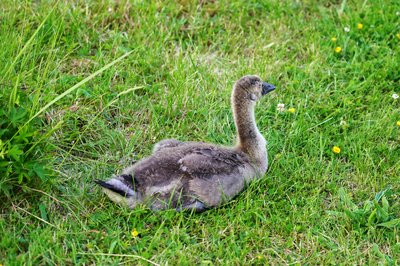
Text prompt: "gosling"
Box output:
[[95, 75, 276, 212]]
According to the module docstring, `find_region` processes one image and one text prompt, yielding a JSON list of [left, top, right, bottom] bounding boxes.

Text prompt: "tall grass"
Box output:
[[0, 0, 399, 264]]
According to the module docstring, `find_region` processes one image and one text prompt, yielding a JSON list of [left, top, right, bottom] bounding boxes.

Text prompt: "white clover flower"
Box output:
[[396, 11, 400, 16], [344, 26, 350, 32], [277, 103, 285, 112], [392, 93, 399, 99], [340, 120, 347, 126]]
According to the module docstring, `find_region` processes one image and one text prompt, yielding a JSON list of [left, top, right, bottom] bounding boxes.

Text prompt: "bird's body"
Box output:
[[96, 75, 275, 212]]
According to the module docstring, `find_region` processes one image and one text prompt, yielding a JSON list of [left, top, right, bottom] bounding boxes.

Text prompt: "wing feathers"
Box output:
[[178, 147, 247, 177]]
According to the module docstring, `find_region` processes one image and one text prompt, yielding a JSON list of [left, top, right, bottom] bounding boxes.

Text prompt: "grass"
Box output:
[[1, 0, 399, 264]]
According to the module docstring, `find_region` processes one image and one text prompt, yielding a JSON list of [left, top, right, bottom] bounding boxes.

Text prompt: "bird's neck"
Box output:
[[231, 93, 267, 173]]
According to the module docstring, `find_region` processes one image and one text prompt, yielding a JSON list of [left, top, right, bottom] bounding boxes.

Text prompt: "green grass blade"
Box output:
[[1, 1, 58, 81], [6, 50, 133, 145]]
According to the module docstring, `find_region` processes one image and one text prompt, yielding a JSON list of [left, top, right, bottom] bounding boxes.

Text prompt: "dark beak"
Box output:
[[262, 82, 276, 95]]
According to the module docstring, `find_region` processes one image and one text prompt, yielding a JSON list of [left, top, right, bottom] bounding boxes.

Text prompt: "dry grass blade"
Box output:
[[77, 252, 160, 266]]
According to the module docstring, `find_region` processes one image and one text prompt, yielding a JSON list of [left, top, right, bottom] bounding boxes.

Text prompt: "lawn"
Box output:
[[0, 0, 399, 264]]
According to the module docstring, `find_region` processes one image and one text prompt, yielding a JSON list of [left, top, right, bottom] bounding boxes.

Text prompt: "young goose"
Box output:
[[95, 75, 275, 212]]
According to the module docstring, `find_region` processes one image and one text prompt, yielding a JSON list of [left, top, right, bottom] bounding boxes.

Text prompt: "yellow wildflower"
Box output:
[[131, 228, 139, 237], [357, 23, 363, 30], [397, 33, 400, 39], [257, 255, 263, 260], [331, 37, 337, 42], [288, 107, 296, 113], [397, 121, 400, 127], [332, 146, 341, 154], [335, 47, 342, 53]]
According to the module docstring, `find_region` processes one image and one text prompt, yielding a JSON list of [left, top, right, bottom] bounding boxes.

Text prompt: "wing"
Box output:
[[178, 147, 249, 178], [152, 139, 184, 153]]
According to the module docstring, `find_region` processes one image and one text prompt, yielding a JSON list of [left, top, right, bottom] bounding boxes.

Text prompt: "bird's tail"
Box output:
[[95, 174, 139, 208]]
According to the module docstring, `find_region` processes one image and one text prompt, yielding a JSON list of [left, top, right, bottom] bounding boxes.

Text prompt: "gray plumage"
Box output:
[[95, 75, 276, 212]]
